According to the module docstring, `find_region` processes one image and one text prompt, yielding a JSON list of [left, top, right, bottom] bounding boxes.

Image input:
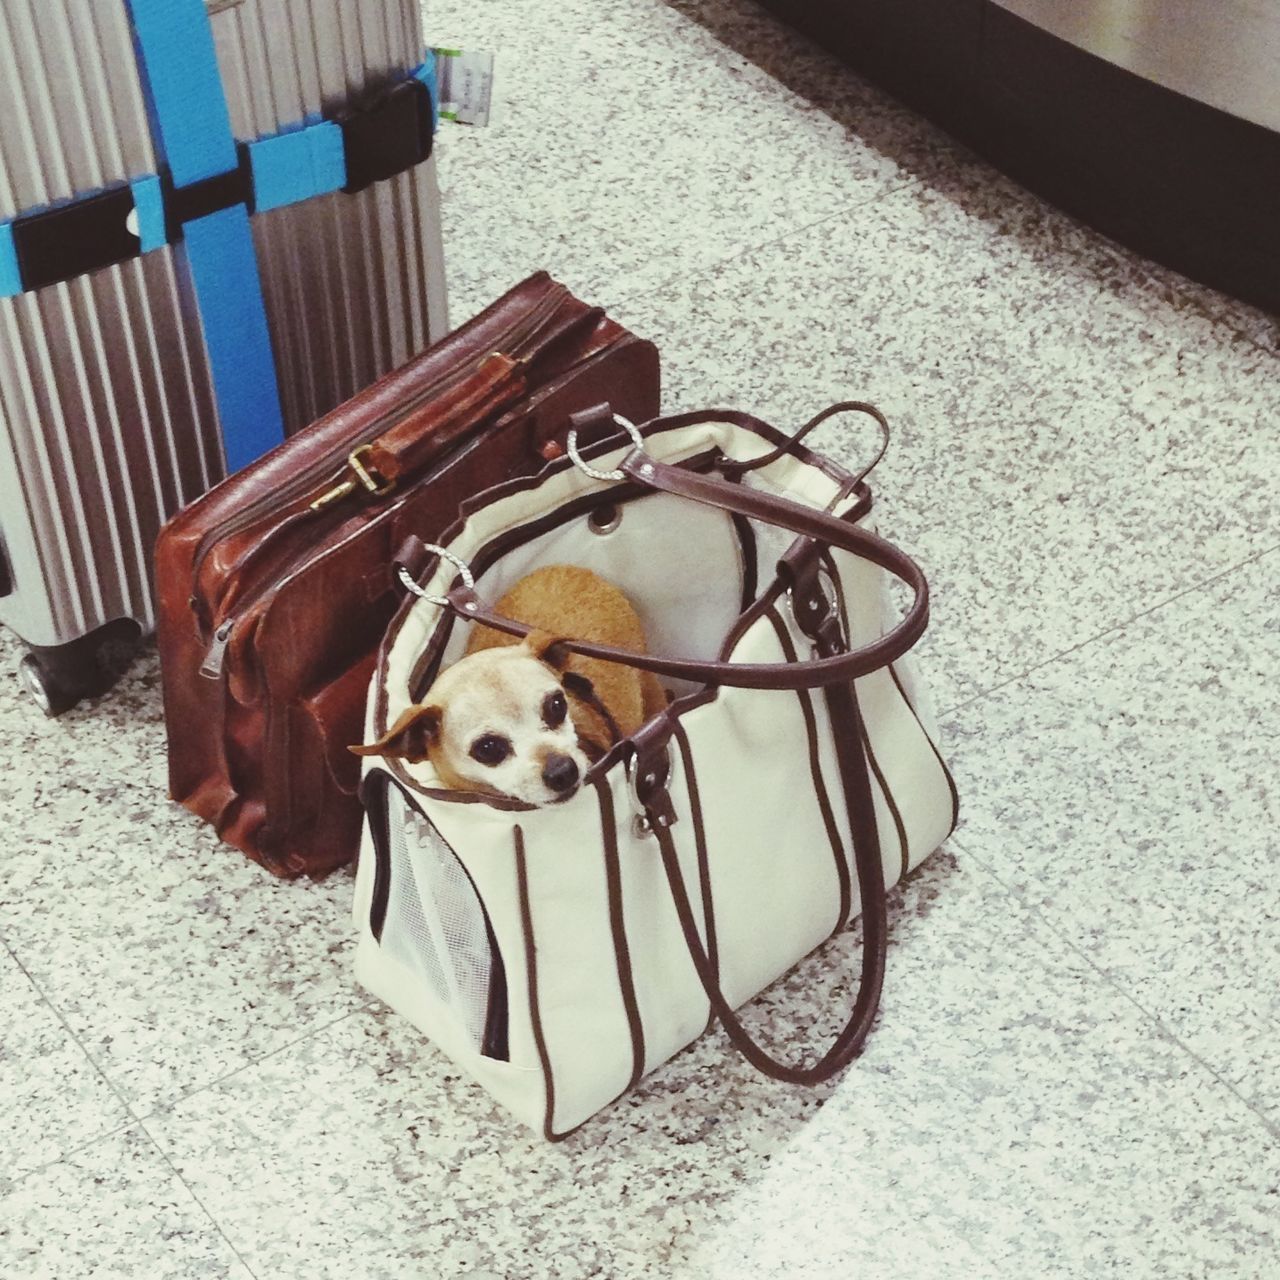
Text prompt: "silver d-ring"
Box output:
[[625, 742, 674, 839], [565, 413, 646, 482], [396, 544, 475, 607]]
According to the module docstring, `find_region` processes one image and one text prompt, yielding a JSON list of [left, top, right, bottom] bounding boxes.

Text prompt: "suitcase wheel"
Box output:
[[19, 652, 86, 717], [17, 621, 142, 716]]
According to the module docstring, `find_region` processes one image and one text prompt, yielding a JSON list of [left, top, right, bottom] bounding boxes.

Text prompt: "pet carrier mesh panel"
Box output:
[[382, 786, 497, 1051]]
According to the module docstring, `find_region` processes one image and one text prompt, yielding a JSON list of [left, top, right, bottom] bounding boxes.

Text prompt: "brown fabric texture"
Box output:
[[154, 273, 660, 878]]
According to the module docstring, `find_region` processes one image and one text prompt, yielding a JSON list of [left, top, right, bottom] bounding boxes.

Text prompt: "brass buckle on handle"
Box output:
[[348, 444, 395, 495], [308, 444, 395, 512]]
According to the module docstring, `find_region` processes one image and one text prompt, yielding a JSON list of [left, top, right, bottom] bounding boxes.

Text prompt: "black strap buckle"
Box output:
[[11, 185, 142, 293], [10, 145, 256, 293], [338, 77, 434, 194], [6, 73, 432, 295]]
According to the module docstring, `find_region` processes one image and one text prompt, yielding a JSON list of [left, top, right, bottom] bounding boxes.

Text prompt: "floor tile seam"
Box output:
[[134, 1112, 262, 1280], [4, 913, 369, 1126], [947, 835, 1280, 1142], [6, 1119, 139, 1190], [610, 175, 920, 312], [128, 1004, 373, 1122], [1, 936, 147, 1137], [933, 539, 1280, 721]]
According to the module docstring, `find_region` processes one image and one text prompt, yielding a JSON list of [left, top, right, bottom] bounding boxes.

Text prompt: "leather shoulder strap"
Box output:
[[425, 448, 928, 691]]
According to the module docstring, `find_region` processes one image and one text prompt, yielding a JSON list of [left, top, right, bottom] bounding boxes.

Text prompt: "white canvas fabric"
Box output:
[[352, 414, 957, 1137]]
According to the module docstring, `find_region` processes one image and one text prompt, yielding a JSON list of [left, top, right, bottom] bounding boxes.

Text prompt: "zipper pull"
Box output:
[[200, 619, 234, 679], [308, 476, 358, 513]]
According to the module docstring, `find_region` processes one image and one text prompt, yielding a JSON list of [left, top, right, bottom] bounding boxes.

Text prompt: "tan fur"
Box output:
[[466, 564, 666, 740], [353, 565, 666, 803]]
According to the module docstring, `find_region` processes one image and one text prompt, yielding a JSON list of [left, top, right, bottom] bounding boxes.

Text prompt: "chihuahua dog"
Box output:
[[353, 565, 666, 805]]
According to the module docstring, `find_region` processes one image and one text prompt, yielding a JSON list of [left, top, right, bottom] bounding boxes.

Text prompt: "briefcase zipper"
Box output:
[[189, 285, 573, 587], [199, 619, 235, 679], [193, 347, 525, 675], [196, 324, 627, 677]]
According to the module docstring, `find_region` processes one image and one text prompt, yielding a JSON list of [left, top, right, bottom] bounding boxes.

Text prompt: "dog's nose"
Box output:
[[542, 754, 580, 794]]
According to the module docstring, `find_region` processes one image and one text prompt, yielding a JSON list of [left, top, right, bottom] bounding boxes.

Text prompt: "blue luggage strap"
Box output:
[[126, 0, 284, 471], [0, 0, 438, 472]]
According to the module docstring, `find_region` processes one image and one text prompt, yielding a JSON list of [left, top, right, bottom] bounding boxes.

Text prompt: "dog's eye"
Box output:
[[469, 734, 511, 766], [543, 690, 568, 728]]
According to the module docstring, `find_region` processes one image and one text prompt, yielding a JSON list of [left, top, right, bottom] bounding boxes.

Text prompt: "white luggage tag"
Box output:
[[433, 48, 495, 126]]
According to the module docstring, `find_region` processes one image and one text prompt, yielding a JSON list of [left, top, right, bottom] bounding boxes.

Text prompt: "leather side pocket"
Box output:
[[295, 647, 381, 802], [265, 650, 380, 876]]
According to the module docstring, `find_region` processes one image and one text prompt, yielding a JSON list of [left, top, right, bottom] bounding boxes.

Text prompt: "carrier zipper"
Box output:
[[189, 285, 573, 586]]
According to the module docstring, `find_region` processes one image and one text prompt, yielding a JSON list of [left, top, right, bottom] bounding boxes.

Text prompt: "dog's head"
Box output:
[[351, 633, 589, 805]]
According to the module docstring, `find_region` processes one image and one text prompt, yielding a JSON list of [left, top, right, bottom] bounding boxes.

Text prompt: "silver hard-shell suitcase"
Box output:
[[0, 0, 447, 712]]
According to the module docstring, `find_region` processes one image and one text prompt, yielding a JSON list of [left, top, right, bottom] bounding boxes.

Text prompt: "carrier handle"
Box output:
[[405, 419, 930, 691], [718, 399, 891, 488]]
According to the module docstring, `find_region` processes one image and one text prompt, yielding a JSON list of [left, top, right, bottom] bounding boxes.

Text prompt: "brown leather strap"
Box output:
[[431, 448, 929, 691], [364, 352, 527, 483], [720, 400, 890, 488], [649, 677, 887, 1084], [210, 354, 530, 624]]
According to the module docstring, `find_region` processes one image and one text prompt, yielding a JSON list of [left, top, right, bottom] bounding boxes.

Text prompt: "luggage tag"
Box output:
[[433, 48, 495, 126]]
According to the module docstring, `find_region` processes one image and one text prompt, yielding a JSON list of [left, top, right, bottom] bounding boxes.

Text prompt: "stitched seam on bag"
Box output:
[[859, 719, 910, 885], [671, 721, 720, 1039], [888, 663, 961, 840], [515, 826, 562, 1141], [596, 781, 646, 1092]]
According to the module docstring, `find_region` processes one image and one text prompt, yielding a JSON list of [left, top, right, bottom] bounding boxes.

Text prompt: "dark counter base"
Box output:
[[755, 0, 1280, 316]]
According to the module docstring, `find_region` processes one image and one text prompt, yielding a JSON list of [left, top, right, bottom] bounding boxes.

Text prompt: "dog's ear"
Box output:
[[560, 670, 595, 700], [349, 704, 441, 763], [524, 630, 572, 671]]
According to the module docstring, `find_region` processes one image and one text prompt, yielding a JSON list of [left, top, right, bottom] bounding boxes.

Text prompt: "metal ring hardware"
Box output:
[[626, 743, 675, 839], [396, 544, 475, 608], [588, 503, 622, 536], [565, 413, 646, 482]]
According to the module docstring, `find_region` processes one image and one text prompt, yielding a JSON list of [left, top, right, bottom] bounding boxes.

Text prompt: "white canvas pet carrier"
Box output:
[[353, 404, 958, 1137]]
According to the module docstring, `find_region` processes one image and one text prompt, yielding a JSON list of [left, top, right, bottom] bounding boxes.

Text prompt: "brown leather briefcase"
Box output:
[[155, 273, 660, 878]]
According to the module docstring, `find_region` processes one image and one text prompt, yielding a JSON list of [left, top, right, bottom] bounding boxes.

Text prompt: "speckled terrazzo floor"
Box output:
[[2, 1, 1278, 1277]]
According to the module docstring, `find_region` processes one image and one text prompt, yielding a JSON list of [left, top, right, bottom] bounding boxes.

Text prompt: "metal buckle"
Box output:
[[785, 560, 847, 655], [626, 743, 675, 839], [308, 444, 395, 512], [804, 583, 849, 661], [348, 444, 395, 495]]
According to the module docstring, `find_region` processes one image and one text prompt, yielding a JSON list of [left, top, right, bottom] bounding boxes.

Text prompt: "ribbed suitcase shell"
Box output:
[[0, 0, 447, 657]]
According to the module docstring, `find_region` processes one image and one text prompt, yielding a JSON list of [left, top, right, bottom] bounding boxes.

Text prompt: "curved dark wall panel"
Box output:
[[755, 0, 1280, 315]]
